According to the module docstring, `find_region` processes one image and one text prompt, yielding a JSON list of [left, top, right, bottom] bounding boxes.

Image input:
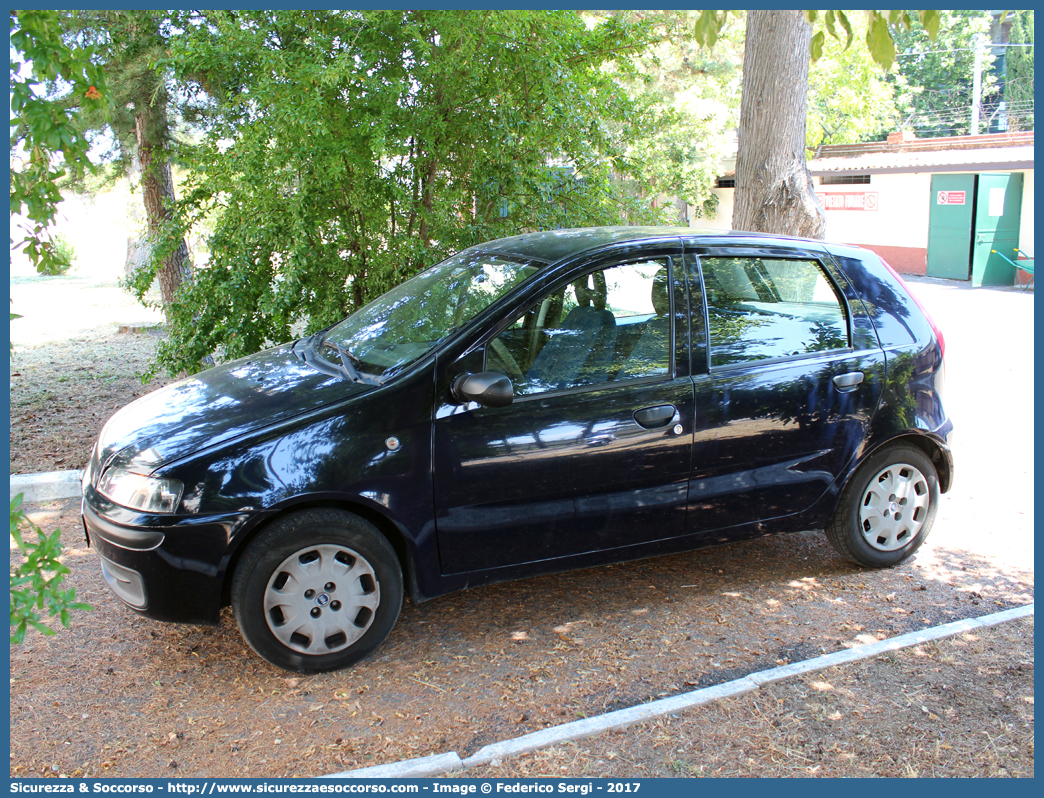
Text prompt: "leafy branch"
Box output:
[[9, 494, 91, 644], [10, 9, 108, 275], [694, 10, 942, 70]]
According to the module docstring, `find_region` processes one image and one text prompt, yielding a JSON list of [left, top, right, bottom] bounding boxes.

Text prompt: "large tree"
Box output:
[[58, 10, 194, 316], [732, 10, 824, 238], [148, 10, 683, 376], [694, 10, 941, 238]]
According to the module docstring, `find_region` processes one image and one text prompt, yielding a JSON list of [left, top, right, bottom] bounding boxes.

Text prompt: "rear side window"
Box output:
[[700, 257, 848, 367]]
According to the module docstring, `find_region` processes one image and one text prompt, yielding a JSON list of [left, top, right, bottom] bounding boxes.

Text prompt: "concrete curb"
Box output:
[[461, 678, 759, 770], [321, 752, 465, 779], [10, 470, 83, 503], [323, 603, 1034, 779]]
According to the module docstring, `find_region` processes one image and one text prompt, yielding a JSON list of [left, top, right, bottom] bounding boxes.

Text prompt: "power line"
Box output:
[[895, 42, 1033, 58]]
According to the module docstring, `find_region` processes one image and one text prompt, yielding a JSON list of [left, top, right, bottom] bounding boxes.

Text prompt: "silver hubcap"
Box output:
[[859, 463, 931, 552], [264, 544, 380, 655]]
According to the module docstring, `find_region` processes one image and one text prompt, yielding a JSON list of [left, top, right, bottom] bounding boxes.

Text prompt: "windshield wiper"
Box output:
[[320, 338, 382, 386]]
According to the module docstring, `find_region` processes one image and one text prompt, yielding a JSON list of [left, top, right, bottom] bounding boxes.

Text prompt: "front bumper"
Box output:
[[82, 497, 252, 625]]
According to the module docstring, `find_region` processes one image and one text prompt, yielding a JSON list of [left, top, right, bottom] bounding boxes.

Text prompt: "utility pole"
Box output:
[[971, 34, 984, 135]]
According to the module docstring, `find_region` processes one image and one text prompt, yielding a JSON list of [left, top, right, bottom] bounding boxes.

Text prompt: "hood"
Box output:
[[95, 343, 373, 472]]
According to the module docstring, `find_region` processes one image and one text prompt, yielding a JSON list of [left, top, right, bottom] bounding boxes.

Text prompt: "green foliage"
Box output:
[[695, 11, 941, 72], [35, 233, 77, 275], [615, 11, 742, 219], [807, 13, 899, 151], [58, 11, 179, 175], [10, 10, 108, 276], [693, 10, 742, 48], [808, 11, 940, 71], [149, 10, 684, 376], [9, 494, 91, 644], [1006, 11, 1033, 131], [886, 11, 996, 138]]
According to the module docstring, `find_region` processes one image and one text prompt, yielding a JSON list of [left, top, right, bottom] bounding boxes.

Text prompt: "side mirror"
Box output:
[[451, 371, 513, 408]]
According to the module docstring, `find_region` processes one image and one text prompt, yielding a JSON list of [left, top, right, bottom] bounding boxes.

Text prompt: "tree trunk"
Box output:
[[733, 10, 826, 239], [418, 156, 439, 248], [135, 109, 192, 314]]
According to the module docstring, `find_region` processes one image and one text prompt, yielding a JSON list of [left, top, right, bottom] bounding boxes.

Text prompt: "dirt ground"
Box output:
[[10, 272, 170, 475], [9, 329, 171, 473], [8, 495, 1034, 779], [464, 617, 1035, 778], [8, 273, 1034, 779]]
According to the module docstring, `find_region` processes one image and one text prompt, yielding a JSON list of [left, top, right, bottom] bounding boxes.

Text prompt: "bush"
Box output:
[[9, 494, 91, 643], [35, 233, 77, 276]]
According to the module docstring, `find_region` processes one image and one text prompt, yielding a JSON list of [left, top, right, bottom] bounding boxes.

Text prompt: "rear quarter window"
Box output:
[[830, 252, 933, 349]]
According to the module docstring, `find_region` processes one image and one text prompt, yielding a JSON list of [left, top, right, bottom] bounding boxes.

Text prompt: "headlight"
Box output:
[[97, 469, 184, 514]]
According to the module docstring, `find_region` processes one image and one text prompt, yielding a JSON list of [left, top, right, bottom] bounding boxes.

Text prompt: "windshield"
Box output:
[[319, 250, 541, 378]]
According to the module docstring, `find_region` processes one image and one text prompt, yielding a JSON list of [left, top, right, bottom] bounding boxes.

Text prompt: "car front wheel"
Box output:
[[826, 444, 939, 568], [231, 509, 403, 672]]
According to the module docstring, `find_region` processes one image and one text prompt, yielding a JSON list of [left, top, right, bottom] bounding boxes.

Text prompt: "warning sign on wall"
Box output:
[[815, 192, 879, 211], [937, 190, 967, 205]]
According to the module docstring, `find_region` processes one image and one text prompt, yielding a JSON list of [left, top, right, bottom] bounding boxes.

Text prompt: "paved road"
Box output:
[[902, 276, 1034, 574]]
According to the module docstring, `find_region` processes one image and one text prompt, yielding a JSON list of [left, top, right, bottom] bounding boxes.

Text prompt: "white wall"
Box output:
[[689, 167, 1034, 256], [820, 169, 1034, 254], [818, 172, 932, 249], [693, 188, 734, 232]]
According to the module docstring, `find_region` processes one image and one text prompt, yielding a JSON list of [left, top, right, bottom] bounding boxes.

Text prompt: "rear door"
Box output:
[[683, 244, 885, 534]]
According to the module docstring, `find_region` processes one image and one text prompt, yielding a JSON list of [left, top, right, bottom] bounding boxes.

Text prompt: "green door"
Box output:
[[971, 173, 1024, 287], [927, 174, 975, 280]]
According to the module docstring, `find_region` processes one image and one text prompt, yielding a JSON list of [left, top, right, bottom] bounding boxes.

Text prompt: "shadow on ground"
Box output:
[[10, 498, 1033, 778]]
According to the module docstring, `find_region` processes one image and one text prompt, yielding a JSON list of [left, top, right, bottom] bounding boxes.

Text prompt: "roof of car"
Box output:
[[471, 226, 815, 264], [472, 227, 694, 263]]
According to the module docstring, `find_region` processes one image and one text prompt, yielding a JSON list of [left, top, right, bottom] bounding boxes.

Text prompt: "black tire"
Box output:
[[826, 444, 939, 568], [231, 508, 403, 673]]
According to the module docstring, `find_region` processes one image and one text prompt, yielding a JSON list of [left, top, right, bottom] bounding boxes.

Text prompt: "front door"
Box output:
[[432, 251, 694, 574], [685, 247, 885, 535], [927, 174, 976, 280], [971, 172, 1024, 287]]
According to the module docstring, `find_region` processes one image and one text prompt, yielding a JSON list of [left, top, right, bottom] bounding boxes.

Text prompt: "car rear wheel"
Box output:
[[231, 509, 403, 672], [826, 444, 939, 568]]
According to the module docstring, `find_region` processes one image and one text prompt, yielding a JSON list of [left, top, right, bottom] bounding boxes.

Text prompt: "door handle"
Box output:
[[833, 371, 864, 390], [633, 404, 676, 429]]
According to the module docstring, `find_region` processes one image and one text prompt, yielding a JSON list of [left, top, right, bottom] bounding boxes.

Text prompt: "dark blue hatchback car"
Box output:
[[82, 227, 954, 672]]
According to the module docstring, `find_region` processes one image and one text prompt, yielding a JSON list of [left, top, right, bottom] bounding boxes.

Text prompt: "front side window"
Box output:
[[489, 259, 672, 396], [321, 251, 540, 378], [700, 256, 848, 367]]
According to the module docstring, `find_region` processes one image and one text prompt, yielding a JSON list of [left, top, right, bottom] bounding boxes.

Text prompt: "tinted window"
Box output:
[[701, 256, 848, 367], [490, 260, 672, 395]]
